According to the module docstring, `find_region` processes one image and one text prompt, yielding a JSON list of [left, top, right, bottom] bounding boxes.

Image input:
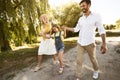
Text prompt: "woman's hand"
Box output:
[[46, 34, 51, 39], [38, 32, 43, 36]]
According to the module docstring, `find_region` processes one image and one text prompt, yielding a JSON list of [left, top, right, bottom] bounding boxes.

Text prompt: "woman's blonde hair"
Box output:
[[40, 14, 49, 21]]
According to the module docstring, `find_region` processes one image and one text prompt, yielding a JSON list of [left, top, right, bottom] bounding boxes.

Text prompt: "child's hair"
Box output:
[[52, 24, 61, 31]]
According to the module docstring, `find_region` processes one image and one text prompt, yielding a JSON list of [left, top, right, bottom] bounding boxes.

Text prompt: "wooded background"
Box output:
[[0, 0, 120, 52]]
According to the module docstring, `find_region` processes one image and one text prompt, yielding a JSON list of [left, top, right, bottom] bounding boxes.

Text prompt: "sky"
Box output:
[[49, 0, 120, 24]]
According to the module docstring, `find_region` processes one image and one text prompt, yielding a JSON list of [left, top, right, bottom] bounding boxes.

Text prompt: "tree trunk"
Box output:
[[0, 21, 11, 52]]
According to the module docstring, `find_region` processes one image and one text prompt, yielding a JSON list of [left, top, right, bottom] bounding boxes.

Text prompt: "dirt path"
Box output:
[[12, 38, 120, 80]]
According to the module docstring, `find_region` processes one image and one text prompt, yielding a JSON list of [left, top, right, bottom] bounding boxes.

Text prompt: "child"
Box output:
[[34, 14, 57, 72], [52, 24, 66, 74]]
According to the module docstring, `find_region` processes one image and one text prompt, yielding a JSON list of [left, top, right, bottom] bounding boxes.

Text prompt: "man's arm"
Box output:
[[62, 26, 74, 32], [100, 34, 107, 54], [65, 27, 74, 32]]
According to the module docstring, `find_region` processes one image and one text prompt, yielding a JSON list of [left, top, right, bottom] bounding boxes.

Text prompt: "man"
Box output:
[[63, 0, 107, 80]]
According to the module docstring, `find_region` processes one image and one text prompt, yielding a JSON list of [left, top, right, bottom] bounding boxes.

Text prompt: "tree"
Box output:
[[104, 24, 116, 30], [116, 19, 120, 29], [0, 0, 50, 52], [51, 2, 82, 37]]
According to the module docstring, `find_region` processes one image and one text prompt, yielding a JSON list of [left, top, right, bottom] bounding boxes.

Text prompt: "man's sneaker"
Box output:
[[76, 78, 80, 80], [76, 78, 81, 80], [93, 71, 99, 79]]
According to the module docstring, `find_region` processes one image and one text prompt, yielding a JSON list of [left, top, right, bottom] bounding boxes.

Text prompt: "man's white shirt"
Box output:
[[74, 12, 105, 46]]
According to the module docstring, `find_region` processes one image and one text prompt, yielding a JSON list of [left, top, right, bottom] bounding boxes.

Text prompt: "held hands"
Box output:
[[101, 44, 107, 54], [61, 25, 67, 38], [61, 25, 67, 31]]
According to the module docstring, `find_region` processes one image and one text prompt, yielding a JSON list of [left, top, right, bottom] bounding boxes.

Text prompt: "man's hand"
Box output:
[[61, 25, 67, 31], [101, 44, 107, 54]]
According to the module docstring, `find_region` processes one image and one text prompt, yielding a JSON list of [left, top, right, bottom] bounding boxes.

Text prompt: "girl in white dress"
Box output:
[[34, 14, 57, 72]]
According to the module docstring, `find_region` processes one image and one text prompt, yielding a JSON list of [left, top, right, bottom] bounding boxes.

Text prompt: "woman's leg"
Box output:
[[37, 55, 42, 66], [53, 54, 57, 61], [34, 55, 42, 72]]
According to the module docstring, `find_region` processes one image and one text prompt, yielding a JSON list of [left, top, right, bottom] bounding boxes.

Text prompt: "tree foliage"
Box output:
[[104, 24, 116, 30], [0, 0, 49, 51], [1, 0, 119, 52], [116, 19, 120, 29], [51, 2, 82, 37]]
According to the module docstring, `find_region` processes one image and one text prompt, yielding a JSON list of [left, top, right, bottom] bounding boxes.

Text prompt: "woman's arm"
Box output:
[[38, 32, 47, 39]]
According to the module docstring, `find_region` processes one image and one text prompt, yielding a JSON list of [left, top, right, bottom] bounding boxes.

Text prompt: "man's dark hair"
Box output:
[[79, 0, 91, 5]]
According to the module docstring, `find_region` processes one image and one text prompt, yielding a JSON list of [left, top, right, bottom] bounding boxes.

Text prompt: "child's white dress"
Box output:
[[38, 23, 56, 55]]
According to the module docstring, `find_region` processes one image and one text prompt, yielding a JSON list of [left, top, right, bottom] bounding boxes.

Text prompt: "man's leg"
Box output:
[[85, 43, 99, 79], [76, 44, 85, 79]]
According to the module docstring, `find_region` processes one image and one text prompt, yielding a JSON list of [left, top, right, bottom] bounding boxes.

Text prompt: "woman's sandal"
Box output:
[[33, 66, 41, 72]]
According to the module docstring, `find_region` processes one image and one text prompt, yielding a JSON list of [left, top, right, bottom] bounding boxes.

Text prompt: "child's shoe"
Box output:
[[58, 67, 64, 74], [53, 60, 59, 65]]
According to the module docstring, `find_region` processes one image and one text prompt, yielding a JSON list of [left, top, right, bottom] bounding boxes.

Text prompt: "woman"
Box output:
[[34, 14, 57, 72]]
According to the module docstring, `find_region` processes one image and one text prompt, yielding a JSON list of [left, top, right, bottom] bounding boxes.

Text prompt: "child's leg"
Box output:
[[53, 54, 59, 64], [58, 51, 64, 68], [58, 51, 64, 74]]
